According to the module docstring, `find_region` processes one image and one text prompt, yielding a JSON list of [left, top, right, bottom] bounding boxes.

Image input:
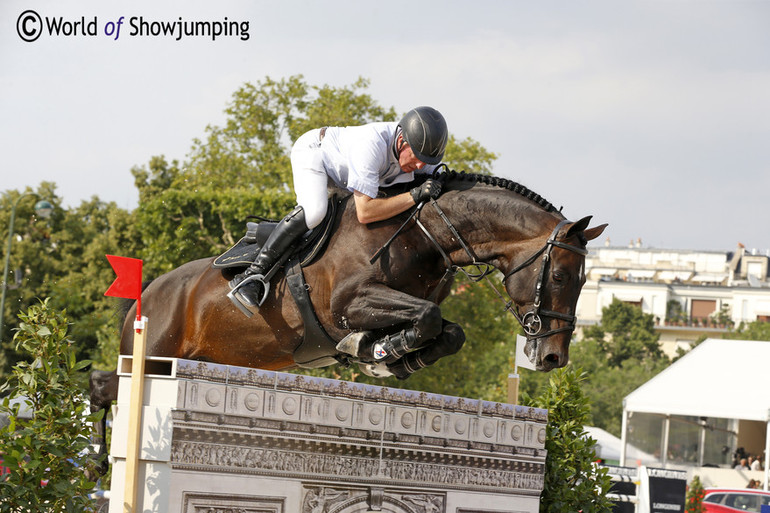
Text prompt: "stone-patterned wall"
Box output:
[[110, 358, 547, 513]]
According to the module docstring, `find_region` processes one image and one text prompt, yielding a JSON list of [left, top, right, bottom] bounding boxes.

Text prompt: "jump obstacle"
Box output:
[[108, 356, 548, 512]]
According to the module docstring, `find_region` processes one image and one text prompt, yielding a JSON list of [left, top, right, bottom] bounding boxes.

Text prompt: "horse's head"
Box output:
[[503, 215, 607, 371]]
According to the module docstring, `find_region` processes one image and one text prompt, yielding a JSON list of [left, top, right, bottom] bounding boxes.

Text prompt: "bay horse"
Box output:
[[89, 171, 606, 472]]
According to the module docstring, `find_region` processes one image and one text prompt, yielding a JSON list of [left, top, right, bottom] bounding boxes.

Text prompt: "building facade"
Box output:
[[576, 242, 770, 355]]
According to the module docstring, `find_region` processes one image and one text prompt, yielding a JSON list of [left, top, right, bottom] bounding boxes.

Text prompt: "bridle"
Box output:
[[369, 199, 588, 341], [501, 219, 588, 339]]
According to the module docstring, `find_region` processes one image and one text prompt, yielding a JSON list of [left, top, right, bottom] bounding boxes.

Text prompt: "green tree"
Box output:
[[1, 184, 141, 379], [1, 184, 62, 376], [444, 135, 498, 175], [577, 301, 669, 435], [525, 366, 613, 513], [47, 198, 142, 365], [723, 320, 770, 341], [583, 299, 665, 367], [0, 300, 100, 512]]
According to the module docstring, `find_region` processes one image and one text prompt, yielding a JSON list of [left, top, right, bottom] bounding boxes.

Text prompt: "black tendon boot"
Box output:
[[229, 206, 308, 309], [369, 328, 418, 364]]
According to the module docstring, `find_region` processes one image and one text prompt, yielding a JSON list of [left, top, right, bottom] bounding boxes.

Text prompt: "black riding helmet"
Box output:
[[398, 106, 448, 165]]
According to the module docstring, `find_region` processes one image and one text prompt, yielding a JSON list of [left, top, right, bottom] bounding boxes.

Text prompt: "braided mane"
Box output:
[[434, 169, 559, 213]]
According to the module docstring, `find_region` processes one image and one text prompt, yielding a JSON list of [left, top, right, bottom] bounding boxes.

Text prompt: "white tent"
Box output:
[[620, 338, 770, 489], [584, 426, 660, 465], [624, 338, 770, 421]]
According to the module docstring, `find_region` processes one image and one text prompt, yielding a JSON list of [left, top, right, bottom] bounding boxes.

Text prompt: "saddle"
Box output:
[[213, 197, 338, 270], [214, 196, 343, 369]]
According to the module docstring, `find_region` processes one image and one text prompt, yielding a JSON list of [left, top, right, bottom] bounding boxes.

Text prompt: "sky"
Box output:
[[2, 0, 769, 253]]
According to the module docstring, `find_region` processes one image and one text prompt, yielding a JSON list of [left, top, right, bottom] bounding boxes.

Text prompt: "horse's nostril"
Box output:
[[543, 353, 563, 369]]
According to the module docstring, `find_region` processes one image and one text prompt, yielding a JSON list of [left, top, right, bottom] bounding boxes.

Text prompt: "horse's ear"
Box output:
[[566, 216, 592, 237], [566, 216, 608, 242], [584, 222, 608, 242]]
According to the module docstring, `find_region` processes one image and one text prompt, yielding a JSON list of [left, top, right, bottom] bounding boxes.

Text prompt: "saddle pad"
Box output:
[[212, 234, 260, 269]]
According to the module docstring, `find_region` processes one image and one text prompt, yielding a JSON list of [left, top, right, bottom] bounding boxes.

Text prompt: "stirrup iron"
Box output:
[[227, 274, 271, 317]]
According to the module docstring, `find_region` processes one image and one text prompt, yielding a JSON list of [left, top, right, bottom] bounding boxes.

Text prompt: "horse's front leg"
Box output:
[[388, 320, 466, 379], [334, 284, 443, 364]]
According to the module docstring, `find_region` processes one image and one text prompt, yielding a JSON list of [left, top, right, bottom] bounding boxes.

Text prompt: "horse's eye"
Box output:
[[553, 271, 565, 283]]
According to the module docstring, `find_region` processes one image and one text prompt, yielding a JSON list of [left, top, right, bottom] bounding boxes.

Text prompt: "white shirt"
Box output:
[[319, 122, 438, 198]]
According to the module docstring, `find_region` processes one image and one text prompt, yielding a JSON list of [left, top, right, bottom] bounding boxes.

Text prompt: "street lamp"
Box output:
[[0, 193, 54, 342]]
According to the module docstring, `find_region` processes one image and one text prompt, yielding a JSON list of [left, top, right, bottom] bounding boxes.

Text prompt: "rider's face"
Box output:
[[398, 136, 428, 173]]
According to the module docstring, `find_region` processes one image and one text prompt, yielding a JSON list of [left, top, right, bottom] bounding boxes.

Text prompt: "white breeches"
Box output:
[[290, 128, 329, 229]]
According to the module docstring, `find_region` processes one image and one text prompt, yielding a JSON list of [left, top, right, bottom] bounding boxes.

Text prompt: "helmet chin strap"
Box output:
[[392, 127, 404, 160]]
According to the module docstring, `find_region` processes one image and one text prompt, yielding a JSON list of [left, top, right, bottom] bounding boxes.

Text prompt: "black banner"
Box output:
[[647, 467, 687, 513]]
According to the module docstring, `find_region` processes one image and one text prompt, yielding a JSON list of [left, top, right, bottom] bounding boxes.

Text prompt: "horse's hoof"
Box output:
[[359, 362, 393, 378], [336, 331, 372, 357], [385, 360, 413, 380]]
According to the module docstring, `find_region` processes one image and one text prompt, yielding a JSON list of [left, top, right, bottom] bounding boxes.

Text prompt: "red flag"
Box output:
[[105, 255, 143, 301]]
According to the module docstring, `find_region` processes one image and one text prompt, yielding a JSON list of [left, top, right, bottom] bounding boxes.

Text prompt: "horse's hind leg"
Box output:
[[387, 320, 465, 379], [89, 369, 119, 475]]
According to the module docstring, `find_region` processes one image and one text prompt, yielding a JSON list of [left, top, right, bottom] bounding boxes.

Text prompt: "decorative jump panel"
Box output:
[[109, 357, 547, 513]]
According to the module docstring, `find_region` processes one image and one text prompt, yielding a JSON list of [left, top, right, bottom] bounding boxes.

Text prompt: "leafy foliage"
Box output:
[[525, 366, 613, 513], [0, 187, 137, 377], [0, 299, 101, 512], [722, 320, 770, 341], [583, 299, 665, 367]]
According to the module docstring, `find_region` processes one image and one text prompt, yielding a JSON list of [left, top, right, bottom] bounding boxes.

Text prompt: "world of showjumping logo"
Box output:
[[16, 10, 250, 42]]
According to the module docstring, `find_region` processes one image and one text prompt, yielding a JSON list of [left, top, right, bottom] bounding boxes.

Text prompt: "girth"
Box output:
[[285, 257, 340, 368]]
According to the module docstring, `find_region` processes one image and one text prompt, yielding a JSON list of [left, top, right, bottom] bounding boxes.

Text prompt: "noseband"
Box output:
[[370, 200, 588, 342]]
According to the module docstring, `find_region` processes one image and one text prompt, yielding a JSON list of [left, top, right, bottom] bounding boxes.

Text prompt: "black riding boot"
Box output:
[[230, 206, 308, 308]]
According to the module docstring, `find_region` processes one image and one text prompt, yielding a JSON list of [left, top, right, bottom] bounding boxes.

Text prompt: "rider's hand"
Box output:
[[410, 179, 442, 204]]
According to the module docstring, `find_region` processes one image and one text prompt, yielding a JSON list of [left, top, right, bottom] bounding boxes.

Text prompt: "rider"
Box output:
[[229, 106, 449, 309]]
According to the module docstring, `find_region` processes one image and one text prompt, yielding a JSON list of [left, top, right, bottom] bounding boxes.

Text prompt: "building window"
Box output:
[[691, 299, 716, 320]]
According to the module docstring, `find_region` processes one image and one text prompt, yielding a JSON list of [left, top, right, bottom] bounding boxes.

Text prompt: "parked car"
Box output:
[[703, 488, 770, 513]]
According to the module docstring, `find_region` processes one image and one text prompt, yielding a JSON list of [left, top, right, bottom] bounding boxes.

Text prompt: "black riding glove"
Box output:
[[410, 179, 442, 204]]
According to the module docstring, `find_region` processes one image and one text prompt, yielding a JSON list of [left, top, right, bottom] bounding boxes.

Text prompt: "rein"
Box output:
[[369, 198, 588, 342]]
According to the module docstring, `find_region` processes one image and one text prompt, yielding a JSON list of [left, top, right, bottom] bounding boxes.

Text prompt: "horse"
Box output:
[[89, 171, 606, 472]]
